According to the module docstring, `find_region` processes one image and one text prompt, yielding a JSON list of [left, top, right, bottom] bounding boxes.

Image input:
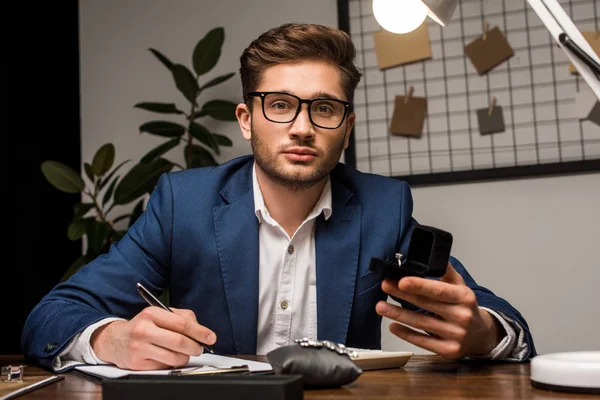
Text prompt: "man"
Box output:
[[22, 23, 535, 372]]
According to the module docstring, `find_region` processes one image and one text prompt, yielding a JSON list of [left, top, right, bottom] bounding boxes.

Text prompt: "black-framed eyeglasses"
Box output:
[[248, 91, 351, 129]]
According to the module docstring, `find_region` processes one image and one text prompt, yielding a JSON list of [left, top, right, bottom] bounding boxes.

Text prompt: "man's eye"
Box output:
[[271, 102, 290, 110]]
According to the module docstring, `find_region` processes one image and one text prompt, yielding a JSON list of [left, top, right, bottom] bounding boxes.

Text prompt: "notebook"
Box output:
[[73, 354, 272, 381]]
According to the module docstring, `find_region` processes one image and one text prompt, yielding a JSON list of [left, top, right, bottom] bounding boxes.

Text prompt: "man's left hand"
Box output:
[[376, 263, 504, 360]]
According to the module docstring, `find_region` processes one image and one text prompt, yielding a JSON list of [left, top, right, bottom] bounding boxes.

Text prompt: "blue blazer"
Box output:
[[22, 155, 536, 370]]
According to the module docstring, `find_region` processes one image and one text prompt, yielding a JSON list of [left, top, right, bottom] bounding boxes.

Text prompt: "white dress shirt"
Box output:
[[54, 164, 528, 370]]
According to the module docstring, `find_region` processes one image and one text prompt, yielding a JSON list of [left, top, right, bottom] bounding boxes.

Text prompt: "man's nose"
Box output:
[[288, 105, 315, 140]]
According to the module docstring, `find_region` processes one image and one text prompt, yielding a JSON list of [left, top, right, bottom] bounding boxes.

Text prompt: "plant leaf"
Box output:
[[98, 160, 131, 191], [86, 219, 111, 254], [67, 219, 88, 241], [41, 161, 85, 193], [141, 138, 180, 164], [73, 202, 94, 219], [188, 122, 219, 155], [192, 27, 225, 76], [129, 198, 145, 228], [134, 102, 184, 114], [213, 133, 233, 147], [92, 143, 115, 176], [113, 159, 175, 205], [149, 48, 174, 71], [139, 121, 186, 138], [102, 175, 119, 207], [200, 100, 238, 121], [172, 64, 199, 104], [198, 72, 235, 93], [186, 144, 218, 168], [84, 163, 94, 182]]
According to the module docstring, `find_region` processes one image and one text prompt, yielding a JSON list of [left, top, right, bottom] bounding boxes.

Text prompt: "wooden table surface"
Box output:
[[1, 354, 595, 399]]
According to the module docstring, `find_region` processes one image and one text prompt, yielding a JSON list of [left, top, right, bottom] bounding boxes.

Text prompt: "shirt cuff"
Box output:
[[53, 317, 125, 371], [469, 307, 529, 362]]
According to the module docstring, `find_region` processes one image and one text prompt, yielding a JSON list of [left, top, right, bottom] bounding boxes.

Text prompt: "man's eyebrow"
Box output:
[[277, 89, 344, 101]]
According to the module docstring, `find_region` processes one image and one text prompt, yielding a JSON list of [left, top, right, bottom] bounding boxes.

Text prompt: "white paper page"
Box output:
[[74, 354, 272, 379]]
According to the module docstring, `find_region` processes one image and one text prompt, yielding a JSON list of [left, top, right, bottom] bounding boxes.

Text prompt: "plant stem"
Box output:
[[83, 190, 106, 221]]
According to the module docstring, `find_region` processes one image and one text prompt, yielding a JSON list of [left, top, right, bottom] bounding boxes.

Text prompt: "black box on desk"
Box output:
[[102, 374, 303, 400]]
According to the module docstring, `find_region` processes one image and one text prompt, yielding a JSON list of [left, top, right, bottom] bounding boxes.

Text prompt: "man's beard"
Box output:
[[250, 125, 346, 191]]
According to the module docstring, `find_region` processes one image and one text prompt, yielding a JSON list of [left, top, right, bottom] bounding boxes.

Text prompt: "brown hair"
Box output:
[[239, 23, 362, 107]]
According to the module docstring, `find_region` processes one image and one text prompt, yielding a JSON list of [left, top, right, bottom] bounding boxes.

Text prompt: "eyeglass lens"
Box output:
[[262, 93, 346, 128]]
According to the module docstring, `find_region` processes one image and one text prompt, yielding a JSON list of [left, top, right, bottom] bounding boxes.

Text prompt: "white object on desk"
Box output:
[[347, 348, 413, 371], [74, 353, 272, 380], [530, 351, 600, 394]]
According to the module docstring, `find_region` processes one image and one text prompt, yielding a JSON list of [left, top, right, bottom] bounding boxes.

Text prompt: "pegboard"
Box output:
[[339, 0, 600, 185]]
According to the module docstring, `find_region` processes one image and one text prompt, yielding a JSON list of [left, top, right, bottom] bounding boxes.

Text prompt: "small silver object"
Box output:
[[395, 253, 403, 266], [294, 338, 358, 358], [1, 365, 25, 383]]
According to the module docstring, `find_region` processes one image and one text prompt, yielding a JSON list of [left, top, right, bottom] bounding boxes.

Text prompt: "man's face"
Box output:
[[237, 60, 355, 190]]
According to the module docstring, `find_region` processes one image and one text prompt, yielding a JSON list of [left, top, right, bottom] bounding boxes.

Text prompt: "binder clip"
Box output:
[[369, 224, 453, 280], [1, 365, 25, 383]]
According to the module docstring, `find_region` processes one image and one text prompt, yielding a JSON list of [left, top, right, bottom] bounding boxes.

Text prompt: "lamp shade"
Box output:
[[422, 0, 458, 26]]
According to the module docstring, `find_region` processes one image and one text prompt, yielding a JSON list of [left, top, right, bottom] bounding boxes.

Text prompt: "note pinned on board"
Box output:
[[568, 31, 600, 74], [373, 22, 432, 70], [389, 88, 427, 137], [476, 96, 505, 135], [464, 23, 514, 75]]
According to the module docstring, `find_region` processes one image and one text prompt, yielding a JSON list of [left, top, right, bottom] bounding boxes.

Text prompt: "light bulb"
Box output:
[[372, 0, 429, 34]]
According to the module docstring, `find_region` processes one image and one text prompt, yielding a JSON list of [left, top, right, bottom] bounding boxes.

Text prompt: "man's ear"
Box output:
[[343, 112, 355, 149], [236, 103, 252, 141]]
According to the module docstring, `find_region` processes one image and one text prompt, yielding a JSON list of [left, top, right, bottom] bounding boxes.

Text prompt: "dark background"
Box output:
[[4, 1, 81, 354]]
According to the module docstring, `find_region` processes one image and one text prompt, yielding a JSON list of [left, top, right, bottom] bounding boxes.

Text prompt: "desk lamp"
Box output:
[[372, 0, 458, 34]]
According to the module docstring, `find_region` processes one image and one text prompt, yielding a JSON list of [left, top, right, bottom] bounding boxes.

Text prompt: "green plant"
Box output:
[[40, 27, 238, 280], [41, 143, 172, 280], [135, 26, 237, 169]]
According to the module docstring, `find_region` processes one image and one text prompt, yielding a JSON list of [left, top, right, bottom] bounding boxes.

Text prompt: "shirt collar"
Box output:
[[252, 162, 332, 225]]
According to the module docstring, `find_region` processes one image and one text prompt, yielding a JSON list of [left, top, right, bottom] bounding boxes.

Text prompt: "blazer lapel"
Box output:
[[213, 162, 259, 354], [315, 176, 360, 344]]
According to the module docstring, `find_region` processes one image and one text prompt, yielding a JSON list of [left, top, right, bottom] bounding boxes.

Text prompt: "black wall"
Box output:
[[4, 1, 81, 354]]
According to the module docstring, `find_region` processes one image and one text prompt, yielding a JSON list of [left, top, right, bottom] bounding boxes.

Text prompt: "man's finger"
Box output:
[[376, 302, 464, 340], [395, 276, 469, 304], [145, 343, 190, 368], [381, 282, 454, 318], [388, 323, 446, 354], [439, 263, 465, 285], [144, 307, 217, 345], [145, 325, 203, 356]]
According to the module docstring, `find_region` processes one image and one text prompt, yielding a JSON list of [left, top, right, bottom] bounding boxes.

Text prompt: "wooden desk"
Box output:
[[0, 355, 591, 399]]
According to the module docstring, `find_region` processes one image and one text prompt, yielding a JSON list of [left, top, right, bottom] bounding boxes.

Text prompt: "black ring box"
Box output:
[[369, 224, 453, 280]]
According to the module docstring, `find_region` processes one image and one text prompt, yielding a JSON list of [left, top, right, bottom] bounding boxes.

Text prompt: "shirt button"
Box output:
[[288, 245, 294, 255], [280, 299, 289, 310]]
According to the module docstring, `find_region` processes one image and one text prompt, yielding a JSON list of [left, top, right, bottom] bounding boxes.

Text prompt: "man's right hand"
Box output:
[[90, 307, 217, 370]]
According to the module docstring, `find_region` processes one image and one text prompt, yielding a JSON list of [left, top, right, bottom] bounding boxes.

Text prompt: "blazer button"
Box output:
[[44, 342, 58, 353]]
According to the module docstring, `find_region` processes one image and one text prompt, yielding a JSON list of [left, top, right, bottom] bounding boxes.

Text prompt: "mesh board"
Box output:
[[344, 0, 600, 184]]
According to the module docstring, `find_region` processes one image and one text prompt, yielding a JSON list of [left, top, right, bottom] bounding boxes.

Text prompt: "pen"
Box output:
[[136, 282, 214, 354]]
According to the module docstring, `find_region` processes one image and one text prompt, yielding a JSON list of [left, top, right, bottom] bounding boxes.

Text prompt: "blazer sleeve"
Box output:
[[392, 181, 537, 360], [21, 173, 175, 371]]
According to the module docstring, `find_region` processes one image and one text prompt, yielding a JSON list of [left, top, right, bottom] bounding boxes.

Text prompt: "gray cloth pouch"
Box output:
[[266, 340, 363, 389]]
